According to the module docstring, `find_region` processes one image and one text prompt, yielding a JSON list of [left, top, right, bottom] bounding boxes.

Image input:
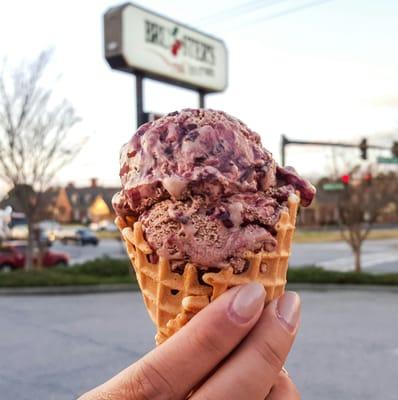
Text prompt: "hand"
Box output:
[[79, 284, 301, 400]]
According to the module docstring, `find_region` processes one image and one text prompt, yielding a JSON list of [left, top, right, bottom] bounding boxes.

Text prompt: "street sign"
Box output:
[[104, 3, 228, 93], [377, 156, 398, 164], [322, 183, 345, 191]]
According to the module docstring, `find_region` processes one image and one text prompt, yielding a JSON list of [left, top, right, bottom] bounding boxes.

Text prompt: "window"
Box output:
[[71, 193, 78, 204], [73, 210, 80, 221]]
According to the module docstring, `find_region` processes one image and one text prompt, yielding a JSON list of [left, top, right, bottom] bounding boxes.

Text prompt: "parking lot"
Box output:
[[1, 289, 397, 400], [52, 238, 126, 265], [54, 237, 398, 273]]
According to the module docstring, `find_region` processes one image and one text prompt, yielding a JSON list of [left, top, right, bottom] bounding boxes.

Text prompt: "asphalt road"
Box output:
[[53, 237, 398, 273], [1, 290, 397, 400], [290, 238, 398, 273], [52, 239, 126, 265]]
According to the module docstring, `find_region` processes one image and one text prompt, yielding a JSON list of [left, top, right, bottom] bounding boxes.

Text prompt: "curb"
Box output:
[[287, 283, 398, 293], [0, 283, 398, 296]]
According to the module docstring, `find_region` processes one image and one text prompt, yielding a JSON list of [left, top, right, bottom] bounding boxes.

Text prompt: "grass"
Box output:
[[0, 258, 136, 287], [1, 258, 398, 288], [294, 228, 398, 243], [288, 267, 398, 285], [96, 231, 120, 240]]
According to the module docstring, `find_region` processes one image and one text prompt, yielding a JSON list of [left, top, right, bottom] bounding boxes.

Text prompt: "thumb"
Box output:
[[192, 291, 301, 400]]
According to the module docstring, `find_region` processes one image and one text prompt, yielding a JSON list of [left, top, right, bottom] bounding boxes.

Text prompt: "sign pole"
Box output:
[[136, 72, 144, 128], [198, 90, 205, 108], [281, 135, 287, 166], [104, 3, 228, 122]]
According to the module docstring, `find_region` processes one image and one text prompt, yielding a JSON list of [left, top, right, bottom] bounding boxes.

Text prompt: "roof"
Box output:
[[0, 186, 60, 213], [66, 186, 119, 211]]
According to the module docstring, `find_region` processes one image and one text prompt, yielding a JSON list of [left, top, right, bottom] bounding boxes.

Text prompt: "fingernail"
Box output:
[[228, 283, 265, 324], [276, 291, 301, 332]]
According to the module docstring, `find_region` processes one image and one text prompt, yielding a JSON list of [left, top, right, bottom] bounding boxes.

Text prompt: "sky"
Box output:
[[0, 0, 397, 193]]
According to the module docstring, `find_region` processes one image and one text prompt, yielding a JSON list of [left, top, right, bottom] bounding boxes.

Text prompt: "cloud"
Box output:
[[372, 96, 398, 108]]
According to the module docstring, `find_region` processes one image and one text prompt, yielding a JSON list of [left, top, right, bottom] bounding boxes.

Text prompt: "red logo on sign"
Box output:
[[171, 39, 182, 56]]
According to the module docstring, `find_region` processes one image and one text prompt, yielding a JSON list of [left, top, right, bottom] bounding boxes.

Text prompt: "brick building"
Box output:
[[53, 179, 118, 223], [1, 179, 119, 224]]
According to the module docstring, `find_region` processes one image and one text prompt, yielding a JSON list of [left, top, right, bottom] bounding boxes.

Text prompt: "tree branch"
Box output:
[[0, 49, 82, 231]]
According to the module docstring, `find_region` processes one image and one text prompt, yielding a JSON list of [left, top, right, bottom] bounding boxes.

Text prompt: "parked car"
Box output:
[[60, 228, 99, 246], [56, 226, 77, 242], [9, 217, 56, 246], [76, 229, 99, 245], [90, 220, 118, 232], [0, 242, 69, 271], [9, 224, 28, 240], [0, 244, 24, 271], [38, 220, 61, 242]]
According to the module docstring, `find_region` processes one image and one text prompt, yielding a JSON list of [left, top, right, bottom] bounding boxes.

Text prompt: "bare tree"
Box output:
[[0, 50, 82, 270], [336, 172, 395, 272]]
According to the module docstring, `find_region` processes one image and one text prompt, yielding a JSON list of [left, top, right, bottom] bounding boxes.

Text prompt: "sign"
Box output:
[[104, 3, 228, 93], [377, 156, 398, 164], [322, 183, 345, 191]]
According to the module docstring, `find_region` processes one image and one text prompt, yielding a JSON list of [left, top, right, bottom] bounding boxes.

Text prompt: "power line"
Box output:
[[231, 0, 335, 29], [196, 0, 291, 26]]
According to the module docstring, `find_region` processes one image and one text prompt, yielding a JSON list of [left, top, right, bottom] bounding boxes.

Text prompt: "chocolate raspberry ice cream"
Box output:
[[113, 109, 315, 273]]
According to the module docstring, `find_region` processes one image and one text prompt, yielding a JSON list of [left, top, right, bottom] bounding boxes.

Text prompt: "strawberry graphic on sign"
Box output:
[[171, 40, 182, 56], [171, 26, 182, 57]]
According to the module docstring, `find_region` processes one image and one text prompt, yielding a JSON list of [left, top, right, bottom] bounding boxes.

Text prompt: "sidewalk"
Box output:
[[1, 282, 398, 296]]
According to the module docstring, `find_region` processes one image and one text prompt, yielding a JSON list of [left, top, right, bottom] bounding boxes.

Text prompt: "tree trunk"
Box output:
[[354, 247, 361, 273], [26, 222, 35, 271], [36, 236, 44, 272]]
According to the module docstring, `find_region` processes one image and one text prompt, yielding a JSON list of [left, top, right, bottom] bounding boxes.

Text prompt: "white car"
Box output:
[[90, 220, 118, 232], [38, 220, 61, 242]]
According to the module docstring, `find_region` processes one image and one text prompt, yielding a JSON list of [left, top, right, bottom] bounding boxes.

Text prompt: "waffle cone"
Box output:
[[116, 193, 299, 345]]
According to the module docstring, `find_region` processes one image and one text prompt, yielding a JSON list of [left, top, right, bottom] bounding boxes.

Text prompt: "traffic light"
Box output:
[[359, 138, 367, 160], [392, 141, 398, 157], [341, 174, 350, 185]]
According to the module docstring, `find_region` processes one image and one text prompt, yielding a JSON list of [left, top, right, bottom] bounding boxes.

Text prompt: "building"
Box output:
[[54, 179, 119, 223], [0, 179, 119, 224], [2, 175, 396, 227], [298, 184, 341, 226]]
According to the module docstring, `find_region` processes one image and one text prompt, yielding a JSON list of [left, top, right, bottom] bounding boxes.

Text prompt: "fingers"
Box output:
[[78, 282, 266, 400], [267, 373, 300, 400], [192, 291, 301, 400]]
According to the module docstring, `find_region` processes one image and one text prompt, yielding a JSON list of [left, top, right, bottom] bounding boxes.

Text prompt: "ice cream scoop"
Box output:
[[113, 109, 315, 272]]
